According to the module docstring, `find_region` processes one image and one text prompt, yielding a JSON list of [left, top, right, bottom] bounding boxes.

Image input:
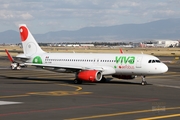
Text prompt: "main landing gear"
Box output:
[[141, 76, 147, 85], [74, 79, 82, 84], [11, 63, 21, 70]]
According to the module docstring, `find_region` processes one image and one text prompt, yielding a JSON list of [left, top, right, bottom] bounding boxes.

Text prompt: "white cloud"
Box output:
[[0, 0, 180, 33], [0, 10, 14, 20], [2, 4, 9, 8], [112, 1, 140, 8], [20, 13, 34, 20]]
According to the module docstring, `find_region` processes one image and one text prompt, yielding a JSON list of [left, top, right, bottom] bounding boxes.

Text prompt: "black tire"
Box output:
[[141, 81, 147, 85], [74, 79, 82, 84]]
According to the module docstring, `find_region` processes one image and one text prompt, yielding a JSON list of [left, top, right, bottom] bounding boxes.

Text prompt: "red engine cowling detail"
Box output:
[[112, 75, 136, 79], [77, 70, 102, 82]]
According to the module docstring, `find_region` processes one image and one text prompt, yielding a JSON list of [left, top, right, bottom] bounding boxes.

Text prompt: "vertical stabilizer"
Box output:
[[19, 24, 45, 57]]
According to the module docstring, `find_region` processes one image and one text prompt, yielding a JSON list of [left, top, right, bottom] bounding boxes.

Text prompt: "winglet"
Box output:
[[5, 49, 14, 62]]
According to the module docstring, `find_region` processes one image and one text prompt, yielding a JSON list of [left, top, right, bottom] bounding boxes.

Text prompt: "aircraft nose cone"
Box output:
[[161, 63, 168, 73]]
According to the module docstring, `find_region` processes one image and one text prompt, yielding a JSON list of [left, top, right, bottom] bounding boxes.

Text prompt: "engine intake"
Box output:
[[77, 70, 102, 82]]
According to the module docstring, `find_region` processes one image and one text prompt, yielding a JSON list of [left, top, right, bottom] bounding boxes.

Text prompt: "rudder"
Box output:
[[19, 24, 45, 57]]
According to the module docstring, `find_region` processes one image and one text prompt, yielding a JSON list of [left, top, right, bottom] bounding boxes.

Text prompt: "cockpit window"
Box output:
[[156, 60, 161, 63], [148, 59, 161, 63]]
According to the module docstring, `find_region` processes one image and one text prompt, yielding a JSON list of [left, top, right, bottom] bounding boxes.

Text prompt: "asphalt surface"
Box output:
[[0, 56, 180, 120]]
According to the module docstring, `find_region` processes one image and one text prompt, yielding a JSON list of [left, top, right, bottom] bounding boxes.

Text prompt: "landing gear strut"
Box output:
[[74, 79, 82, 84], [11, 63, 21, 70], [141, 76, 147, 85]]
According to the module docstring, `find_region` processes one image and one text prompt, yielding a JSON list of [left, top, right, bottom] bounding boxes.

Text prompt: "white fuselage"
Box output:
[[28, 53, 168, 76], [16, 24, 169, 84]]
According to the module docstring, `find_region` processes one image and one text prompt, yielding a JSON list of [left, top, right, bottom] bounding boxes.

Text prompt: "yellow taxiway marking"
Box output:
[[65, 107, 180, 120], [0, 94, 29, 99], [137, 114, 180, 120], [57, 84, 82, 91], [0, 90, 90, 98], [0, 80, 85, 98], [24, 80, 83, 91], [27, 91, 91, 96]]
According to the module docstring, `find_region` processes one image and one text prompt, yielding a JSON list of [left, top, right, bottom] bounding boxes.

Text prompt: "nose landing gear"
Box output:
[[141, 76, 147, 85]]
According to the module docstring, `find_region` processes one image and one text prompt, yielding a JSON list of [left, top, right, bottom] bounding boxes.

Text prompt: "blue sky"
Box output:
[[0, 0, 179, 33]]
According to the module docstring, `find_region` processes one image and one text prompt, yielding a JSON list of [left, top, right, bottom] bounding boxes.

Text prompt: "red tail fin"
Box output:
[[120, 48, 123, 54], [5, 49, 14, 62]]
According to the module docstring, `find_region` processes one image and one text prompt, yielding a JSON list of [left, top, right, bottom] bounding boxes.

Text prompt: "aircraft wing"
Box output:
[[24, 63, 115, 75], [25, 63, 84, 70]]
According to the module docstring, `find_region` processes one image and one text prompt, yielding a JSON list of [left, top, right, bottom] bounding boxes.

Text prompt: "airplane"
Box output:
[[6, 24, 168, 85], [119, 48, 123, 53], [5, 49, 26, 70]]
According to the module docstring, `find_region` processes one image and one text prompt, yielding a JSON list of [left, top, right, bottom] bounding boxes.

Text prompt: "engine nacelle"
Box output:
[[77, 70, 102, 82], [112, 75, 136, 80]]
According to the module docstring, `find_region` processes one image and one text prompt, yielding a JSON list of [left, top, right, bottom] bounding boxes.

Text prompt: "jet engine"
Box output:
[[112, 75, 136, 80], [77, 70, 102, 82]]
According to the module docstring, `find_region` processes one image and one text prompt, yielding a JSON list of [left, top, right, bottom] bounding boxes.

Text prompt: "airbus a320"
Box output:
[[6, 24, 168, 85]]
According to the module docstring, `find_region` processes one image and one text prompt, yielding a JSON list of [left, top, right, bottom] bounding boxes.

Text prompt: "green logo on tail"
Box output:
[[33, 56, 42, 64]]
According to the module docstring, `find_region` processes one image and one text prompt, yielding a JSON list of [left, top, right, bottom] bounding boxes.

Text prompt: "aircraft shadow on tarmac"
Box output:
[[0, 75, 152, 86]]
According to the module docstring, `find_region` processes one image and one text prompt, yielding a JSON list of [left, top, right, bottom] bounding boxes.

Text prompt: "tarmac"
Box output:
[[0, 56, 180, 120]]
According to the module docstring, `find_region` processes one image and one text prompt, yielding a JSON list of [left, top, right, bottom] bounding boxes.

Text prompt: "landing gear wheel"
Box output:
[[141, 81, 147, 86], [17, 66, 21, 70], [74, 79, 82, 84], [10, 66, 14, 70], [141, 76, 147, 86]]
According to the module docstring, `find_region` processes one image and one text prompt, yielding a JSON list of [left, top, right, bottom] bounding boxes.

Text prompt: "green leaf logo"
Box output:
[[33, 56, 42, 64]]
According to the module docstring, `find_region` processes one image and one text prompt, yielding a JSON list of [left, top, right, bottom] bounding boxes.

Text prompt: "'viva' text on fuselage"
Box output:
[[115, 56, 135, 64]]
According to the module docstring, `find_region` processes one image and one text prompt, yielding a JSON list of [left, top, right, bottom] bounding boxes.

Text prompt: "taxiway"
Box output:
[[0, 56, 180, 120]]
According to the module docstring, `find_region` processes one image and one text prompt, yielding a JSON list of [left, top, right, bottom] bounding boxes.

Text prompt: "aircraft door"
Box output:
[[136, 56, 142, 68]]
